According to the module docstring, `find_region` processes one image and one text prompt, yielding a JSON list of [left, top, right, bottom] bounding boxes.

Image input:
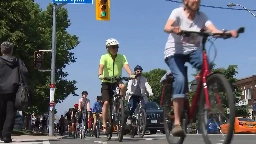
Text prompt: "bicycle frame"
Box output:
[[188, 36, 211, 121]]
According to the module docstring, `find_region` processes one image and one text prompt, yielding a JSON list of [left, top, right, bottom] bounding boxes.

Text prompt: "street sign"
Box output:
[[52, 0, 93, 4]]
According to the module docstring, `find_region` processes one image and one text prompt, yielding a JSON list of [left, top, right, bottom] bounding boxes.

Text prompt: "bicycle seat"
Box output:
[[160, 70, 173, 84]]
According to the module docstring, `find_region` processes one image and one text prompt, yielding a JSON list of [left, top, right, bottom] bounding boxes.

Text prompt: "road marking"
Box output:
[[94, 141, 107, 144]]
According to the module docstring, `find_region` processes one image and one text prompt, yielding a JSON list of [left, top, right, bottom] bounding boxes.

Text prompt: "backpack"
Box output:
[[15, 59, 31, 111]]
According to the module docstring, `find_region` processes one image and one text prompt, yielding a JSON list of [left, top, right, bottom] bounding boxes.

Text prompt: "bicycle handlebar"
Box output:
[[179, 27, 244, 39], [103, 76, 131, 82]]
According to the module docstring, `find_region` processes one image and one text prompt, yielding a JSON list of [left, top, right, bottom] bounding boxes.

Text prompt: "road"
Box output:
[[47, 134, 256, 144]]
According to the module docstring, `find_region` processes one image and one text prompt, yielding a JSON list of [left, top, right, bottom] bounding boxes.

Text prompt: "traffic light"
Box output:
[[34, 51, 43, 69], [95, 0, 110, 21]]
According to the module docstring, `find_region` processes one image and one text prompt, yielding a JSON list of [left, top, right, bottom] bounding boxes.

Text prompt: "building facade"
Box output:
[[235, 75, 256, 119]]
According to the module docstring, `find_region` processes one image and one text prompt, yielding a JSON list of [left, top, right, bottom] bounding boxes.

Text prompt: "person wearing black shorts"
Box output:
[[71, 104, 79, 133], [65, 108, 72, 134]]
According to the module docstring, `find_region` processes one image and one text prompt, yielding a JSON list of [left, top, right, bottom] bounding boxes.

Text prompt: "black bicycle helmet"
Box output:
[[134, 65, 143, 71], [97, 96, 102, 100], [82, 91, 88, 95]]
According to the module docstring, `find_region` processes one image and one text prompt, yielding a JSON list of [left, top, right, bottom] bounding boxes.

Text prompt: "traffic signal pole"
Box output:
[[48, 3, 66, 136]]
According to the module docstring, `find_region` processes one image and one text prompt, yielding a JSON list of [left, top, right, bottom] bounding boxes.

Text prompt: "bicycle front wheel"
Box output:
[[138, 108, 147, 138], [117, 98, 125, 142], [106, 106, 113, 140], [199, 74, 235, 144]]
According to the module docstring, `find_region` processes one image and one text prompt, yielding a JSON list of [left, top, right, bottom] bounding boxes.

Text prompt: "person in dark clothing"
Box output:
[[71, 104, 79, 134], [0, 42, 28, 143], [65, 109, 72, 134]]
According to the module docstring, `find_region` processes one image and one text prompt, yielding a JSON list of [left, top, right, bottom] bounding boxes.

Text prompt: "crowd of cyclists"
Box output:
[[57, 0, 243, 143]]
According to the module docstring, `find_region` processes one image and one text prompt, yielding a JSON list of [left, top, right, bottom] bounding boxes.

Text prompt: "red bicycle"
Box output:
[[160, 27, 244, 144]]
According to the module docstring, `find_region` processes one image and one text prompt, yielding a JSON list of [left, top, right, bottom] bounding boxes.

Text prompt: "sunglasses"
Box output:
[[109, 46, 119, 49], [136, 70, 141, 73]]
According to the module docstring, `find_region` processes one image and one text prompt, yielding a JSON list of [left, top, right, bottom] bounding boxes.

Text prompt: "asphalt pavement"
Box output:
[[2, 133, 256, 144], [48, 134, 256, 144]]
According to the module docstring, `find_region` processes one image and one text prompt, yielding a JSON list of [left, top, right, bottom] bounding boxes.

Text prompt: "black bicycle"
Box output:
[[103, 76, 131, 142], [128, 94, 147, 138], [93, 113, 102, 138]]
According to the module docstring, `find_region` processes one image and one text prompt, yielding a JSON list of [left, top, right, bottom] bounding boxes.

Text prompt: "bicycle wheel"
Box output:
[[106, 106, 113, 140], [130, 118, 136, 138], [138, 108, 146, 138], [198, 74, 235, 144], [162, 83, 186, 144], [117, 98, 125, 142], [95, 122, 100, 138]]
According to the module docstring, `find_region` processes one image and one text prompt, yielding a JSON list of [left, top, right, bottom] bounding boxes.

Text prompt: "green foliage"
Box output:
[[0, 1, 79, 114], [142, 68, 167, 104], [212, 65, 250, 117]]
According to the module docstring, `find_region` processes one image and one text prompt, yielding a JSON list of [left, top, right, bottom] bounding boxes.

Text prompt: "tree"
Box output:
[[212, 65, 250, 117], [142, 69, 167, 104], [189, 65, 249, 117], [0, 1, 79, 114]]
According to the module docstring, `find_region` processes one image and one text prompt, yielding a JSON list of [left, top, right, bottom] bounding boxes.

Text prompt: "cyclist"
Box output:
[[65, 108, 72, 135], [98, 38, 135, 133], [126, 65, 153, 124], [92, 96, 103, 133], [78, 91, 90, 132], [71, 104, 79, 135], [163, 0, 238, 137]]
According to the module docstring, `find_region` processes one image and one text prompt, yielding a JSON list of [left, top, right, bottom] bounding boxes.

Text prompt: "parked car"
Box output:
[[206, 118, 220, 134], [145, 102, 164, 134], [14, 112, 23, 130], [221, 117, 256, 134]]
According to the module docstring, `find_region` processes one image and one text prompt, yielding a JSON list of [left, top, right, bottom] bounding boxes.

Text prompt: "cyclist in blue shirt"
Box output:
[[92, 96, 103, 132]]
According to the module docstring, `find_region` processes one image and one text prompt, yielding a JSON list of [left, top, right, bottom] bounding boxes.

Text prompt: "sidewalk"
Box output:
[[11, 135, 64, 142]]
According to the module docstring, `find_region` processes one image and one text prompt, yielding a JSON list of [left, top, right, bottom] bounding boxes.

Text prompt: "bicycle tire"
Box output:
[[117, 98, 125, 142], [138, 108, 147, 138], [162, 85, 186, 144], [130, 123, 136, 138], [198, 74, 235, 144], [106, 107, 113, 140]]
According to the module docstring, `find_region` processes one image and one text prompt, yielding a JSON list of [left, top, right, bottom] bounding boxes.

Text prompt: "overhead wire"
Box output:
[[166, 0, 256, 11]]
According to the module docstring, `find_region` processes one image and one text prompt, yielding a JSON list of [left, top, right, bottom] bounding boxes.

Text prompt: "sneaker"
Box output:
[[171, 125, 185, 137]]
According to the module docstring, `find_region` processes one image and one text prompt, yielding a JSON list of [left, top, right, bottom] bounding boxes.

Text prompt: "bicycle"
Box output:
[[93, 112, 102, 138], [160, 27, 244, 144], [103, 76, 131, 142], [127, 93, 147, 138], [79, 111, 87, 139]]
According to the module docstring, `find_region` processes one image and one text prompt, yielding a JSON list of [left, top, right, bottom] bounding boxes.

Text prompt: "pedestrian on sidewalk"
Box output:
[[0, 42, 28, 143]]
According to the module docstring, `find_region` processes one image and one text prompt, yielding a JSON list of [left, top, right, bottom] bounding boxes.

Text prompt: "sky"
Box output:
[[34, 0, 256, 117]]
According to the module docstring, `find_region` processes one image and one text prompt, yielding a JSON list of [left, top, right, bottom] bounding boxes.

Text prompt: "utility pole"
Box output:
[[48, 3, 67, 136]]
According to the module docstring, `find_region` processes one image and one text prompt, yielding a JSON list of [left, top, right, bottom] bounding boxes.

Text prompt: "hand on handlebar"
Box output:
[[227, 30, 238, 38], [98, 74, 104, 80], [129, 74, 136, 79], [126, 91, 134, 96], [171, 26, 181, 34]]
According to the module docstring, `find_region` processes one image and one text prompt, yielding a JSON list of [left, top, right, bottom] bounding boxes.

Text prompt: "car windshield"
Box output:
[[238, 118, 255, 122], [145, 102, 160, 110]]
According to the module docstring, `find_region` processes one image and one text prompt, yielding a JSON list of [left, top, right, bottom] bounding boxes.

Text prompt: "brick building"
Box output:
[[235, 75, 256, 118]]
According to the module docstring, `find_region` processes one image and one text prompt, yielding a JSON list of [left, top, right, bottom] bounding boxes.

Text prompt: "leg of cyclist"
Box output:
[[93, 113, 97, 132], [87, 111, 92, 132], [118, 83, 126, 96], [165, 54, 188, 137], [101, 82, 113, 133], [127, 95, 139, 124]]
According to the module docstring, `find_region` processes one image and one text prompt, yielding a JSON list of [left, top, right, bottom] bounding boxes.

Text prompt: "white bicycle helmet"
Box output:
[[105, 38, 119, 47]]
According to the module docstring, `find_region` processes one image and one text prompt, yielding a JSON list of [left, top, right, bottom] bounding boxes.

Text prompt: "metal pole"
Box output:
[[227, 3, 256, 17], [49, 3, 57, 136]]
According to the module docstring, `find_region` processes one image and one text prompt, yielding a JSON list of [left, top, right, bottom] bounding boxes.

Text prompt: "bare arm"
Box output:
[[124, 64, 132, 75], [164, 19, 176, 33], [98, 64, 104, 75], [99, 55, 105, 75], [122, 55, 132, 75], [164, 9, 178, 33]]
